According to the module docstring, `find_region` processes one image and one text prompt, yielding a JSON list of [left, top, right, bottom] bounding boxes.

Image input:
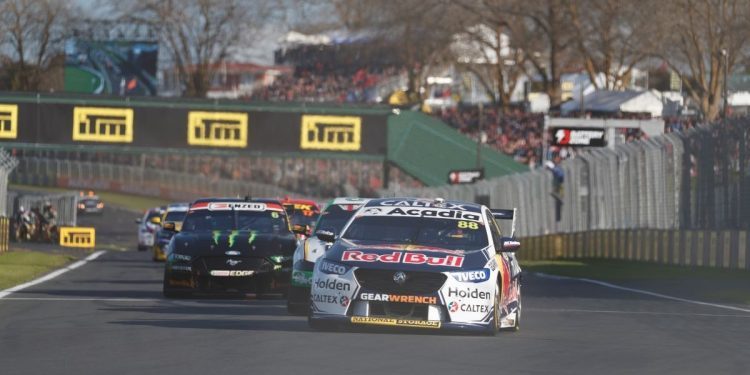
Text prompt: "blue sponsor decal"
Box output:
[[319, 259, 350, 275], [451, 269, 491, 283]]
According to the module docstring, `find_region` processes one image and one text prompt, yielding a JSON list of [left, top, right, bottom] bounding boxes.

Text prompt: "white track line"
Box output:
[[0, 297, 159, 302], [0, 250, 106, 299], [534, 272, 750, 314], [527, 307, 750, 318]]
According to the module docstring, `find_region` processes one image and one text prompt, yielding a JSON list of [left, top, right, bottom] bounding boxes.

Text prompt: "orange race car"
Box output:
[[281, 197, 321, 239]]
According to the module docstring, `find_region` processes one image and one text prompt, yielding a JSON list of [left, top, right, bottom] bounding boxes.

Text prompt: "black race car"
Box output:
[[162, 198, 301, 298], [77, 191, 104, 214]]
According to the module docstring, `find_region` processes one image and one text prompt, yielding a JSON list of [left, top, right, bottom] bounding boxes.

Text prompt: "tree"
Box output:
[[122, 0, 276, 98], [659, 0, 750, 121], [451, 23, 527, 111], [564, 0, 657, 90], [0, 0, 72, 91], [331, 0, 462, 99], [458, 0, 576, 108]]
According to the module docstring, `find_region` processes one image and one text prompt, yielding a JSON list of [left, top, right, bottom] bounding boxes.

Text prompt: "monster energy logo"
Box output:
[[228, 230, 239, 247], [211, 230, 254, 247]]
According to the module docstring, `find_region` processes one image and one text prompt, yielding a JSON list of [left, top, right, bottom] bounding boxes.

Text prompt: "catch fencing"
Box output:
[[0, 150, 18, 217], [382, 119, 750, 268], [11, 158, 309, 203], [6, 191, 79, 227]]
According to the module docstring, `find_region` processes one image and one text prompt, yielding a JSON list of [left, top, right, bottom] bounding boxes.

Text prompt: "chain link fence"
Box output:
[[382, 120, 750, 237], [6, 191, 78, 227], [0, 149, 19, 217], [10, 158, 314, 203]]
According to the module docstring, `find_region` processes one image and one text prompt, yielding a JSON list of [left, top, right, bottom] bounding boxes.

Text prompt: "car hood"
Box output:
[[172, 230, 297, 258], [325, 239, 489, 272]]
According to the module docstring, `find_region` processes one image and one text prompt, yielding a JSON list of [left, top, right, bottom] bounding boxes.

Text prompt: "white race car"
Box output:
[[307, 197, 522, 334], [287, 197, 369, 314], [136, 206, 165, 251]]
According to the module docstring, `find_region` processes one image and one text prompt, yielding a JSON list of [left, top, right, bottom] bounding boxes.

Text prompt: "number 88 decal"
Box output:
[[457, 220, 479, 230]]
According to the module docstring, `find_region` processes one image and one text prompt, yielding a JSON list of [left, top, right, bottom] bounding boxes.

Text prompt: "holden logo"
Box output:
[[226, 259, 242, 266], [393, 271, 407, 285]]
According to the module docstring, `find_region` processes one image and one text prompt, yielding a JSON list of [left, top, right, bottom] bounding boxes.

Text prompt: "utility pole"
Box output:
[[476, 102, 483, 168], [721, 49, 729, 121]]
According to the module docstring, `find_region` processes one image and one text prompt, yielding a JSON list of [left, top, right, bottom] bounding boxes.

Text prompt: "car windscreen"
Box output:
[[342, 216, 488, 250], [283, 204, 320, 227], [145, 211, 162, 221], [316, 206, 357, 233], [181, 210, 289, 234], [164, 211, 187, 222]]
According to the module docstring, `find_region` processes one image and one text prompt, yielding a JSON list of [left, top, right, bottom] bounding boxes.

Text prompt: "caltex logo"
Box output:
[[449, 301, 459, 313]]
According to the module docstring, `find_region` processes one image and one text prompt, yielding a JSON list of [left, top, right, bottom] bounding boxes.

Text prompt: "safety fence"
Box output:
[[520, 229, 749, 270], [383, 120, 750, 235], [0, 150, 18, 217], [6, 191, 78, 227], [382, 119, 750, 268], [11, 158, 310, 203]]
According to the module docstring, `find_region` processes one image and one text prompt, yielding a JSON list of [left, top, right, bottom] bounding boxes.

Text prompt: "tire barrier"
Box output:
[[519, 229, 750, 270]]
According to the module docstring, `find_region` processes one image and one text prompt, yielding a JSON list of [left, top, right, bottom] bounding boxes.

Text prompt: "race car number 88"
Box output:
[[457, 221, 479, 230]]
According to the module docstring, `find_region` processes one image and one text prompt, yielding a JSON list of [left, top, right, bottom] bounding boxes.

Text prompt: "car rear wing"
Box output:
[[490, 208, 517, 238]]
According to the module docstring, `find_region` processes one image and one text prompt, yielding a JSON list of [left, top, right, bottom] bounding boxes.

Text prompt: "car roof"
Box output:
[[166, 203, 189, 212], [330, 197, 370, 205], [364, 197, 483, 213], [281, 197, 320, 207], [191, 197, 283, 205]]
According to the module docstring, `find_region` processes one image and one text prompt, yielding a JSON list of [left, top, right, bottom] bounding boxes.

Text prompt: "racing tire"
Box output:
[[162, 276, 190, 299], [485, 283, 501, 336], [287, 301, 308, 316], [307, 315, 328, 331], [500, 289, 521, 332]]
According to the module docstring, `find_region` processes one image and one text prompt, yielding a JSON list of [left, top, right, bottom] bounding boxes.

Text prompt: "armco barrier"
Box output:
[[518, 229, 750, 270], [11, 158, 306, 202]]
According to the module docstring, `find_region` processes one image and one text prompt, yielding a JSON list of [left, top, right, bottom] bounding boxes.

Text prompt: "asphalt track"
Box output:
[[1, 209, 750, 374]]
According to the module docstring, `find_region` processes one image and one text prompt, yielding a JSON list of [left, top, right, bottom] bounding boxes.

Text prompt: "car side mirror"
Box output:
[[135, 218, 142, 224], [150, 216, 162, 225], [315, 229, 336, 243], [500, 237, 521, 252], [292, 224, 310, 235], [163, 221, 178, 232]]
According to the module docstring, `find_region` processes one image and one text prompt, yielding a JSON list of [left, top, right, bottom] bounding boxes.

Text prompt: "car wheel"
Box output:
[[162, 275, 189, 299], [500, 288, 521, 332], [137, 244, 147, 251], [287, 301, 308, 316], [483, 283, 501, 336]]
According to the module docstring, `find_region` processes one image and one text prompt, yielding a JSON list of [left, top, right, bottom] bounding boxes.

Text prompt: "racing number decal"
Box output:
[[457, 221, 479, 230]]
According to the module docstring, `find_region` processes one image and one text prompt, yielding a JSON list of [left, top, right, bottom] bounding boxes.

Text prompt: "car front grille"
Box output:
[[354, 269, 447, 295]]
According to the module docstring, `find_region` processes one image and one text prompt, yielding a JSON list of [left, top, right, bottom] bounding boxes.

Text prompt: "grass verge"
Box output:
[[521, 258, 750, 305], [0, 250, 75, 290], [10, 184, 169, 212]]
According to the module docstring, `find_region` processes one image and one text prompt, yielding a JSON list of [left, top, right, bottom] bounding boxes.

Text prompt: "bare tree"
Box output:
[[451, 22, 526, 111], [459, 0, 575, 107], [0, 0, 72, 91], [659, 0, 750, 121], [123, 0, 276, 98], [331, 0, 461, 99], [564, 0, 657, 90]]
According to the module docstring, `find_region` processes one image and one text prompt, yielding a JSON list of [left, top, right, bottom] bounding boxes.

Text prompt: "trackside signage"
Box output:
[[551, 127, 606, 147]]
